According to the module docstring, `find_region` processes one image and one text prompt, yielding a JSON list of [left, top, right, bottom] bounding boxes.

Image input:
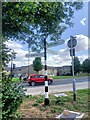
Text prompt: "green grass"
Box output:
[[50, 76, 72, 79], [11, 77, 19, 82], [17, 89, 89, 118], [50, 73, 88, 79]]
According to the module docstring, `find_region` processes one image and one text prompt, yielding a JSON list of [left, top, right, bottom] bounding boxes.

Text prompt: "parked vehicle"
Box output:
[[28, 74, 53, 86]]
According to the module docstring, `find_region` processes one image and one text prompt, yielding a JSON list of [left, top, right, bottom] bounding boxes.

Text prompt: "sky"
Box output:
[[6, 2, 89, 67]]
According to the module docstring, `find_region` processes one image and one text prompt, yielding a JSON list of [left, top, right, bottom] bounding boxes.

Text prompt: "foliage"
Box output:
[[32, 103, 39, 107], [2, 2, 83, 52], [1, 37, 11, 67], [82, 59, 90, 74], [73, 57, 81, 75], [1, 37, 16, 69], [2, 78, 25, 120], [2, 39, 23, 119], [40, 106, 47, 111], [33, 57, 43, 72], [36, 96, 44, 103]]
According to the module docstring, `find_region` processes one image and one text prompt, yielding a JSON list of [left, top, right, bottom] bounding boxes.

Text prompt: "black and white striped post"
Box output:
[[44, 38, 49, 105]]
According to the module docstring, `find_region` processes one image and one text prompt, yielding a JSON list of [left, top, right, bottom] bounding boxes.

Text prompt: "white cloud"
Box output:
[[78, 55, 88, 64], [45, 34, 89, 67], [6, 40, 23, 49], [80, 17, 86, 26], [6, 40, 29, 67], [75, 35, 88, 51]]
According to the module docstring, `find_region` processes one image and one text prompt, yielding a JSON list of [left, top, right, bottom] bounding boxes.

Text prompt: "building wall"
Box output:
[[7, 65, 71, 77], [57, 66, 71, 76], [39, 67, 57, 76], [13, 65, 36, 77]]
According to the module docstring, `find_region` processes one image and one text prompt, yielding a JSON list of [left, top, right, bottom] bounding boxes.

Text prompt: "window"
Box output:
[[39, 75, 44, 78], [34, 75, 39, 78]]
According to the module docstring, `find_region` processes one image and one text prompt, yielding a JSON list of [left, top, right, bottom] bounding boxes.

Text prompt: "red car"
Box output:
[[28, 74, 53, 86]]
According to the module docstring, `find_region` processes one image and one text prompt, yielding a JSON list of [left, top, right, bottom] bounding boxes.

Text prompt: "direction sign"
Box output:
[[25, 52, 44, 58], [25, 39, 65, 58], [47, 39, 65, 48], [68, 36, 77, 48]]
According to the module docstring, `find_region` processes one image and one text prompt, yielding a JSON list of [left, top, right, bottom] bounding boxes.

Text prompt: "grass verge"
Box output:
[[50, 73, 88, 79], [16, 89, 89, 118], [11, 77, 19, 82]]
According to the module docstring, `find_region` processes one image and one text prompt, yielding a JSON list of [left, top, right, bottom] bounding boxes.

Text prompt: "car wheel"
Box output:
[[48, 80, 52, 85], [31, 81, 36, 86]]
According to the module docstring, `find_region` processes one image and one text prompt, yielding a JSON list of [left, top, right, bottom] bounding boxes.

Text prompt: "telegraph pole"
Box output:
[[44, 38, 49, 105]]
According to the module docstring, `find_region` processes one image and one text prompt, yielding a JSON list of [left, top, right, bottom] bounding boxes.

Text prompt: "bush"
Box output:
[[2, 76, 25, 120]]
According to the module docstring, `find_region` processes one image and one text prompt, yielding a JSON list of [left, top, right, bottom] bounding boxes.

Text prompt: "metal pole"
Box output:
[[70, 36, 76, 101], [44, 38, 49, 105], [10, 54, 13, 79], [11, 57, 13, 75], [28, 44, 30, 76]]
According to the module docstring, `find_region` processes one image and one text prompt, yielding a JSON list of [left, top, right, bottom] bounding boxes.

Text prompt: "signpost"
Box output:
[[44, 39, 65, 105], [67, 36, 77, 101], [25, 40, 65, 58], [47, 39, 65, 48], [25, 52, 44, 58], [25, 39, 65, 105]]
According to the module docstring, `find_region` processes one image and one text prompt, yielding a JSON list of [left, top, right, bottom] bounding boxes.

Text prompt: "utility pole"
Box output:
[[44, 38, 49, 105]]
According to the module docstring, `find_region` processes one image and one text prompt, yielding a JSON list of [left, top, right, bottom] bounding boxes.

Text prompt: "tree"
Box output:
[[1, 40, 24, 119], [82, 59, 90, 74], [1, 37, 11, 68], [74, 57, 81, 75], [1, 38, 25, 119], [2, 2, 83, 52], [33, 57, 43, 73]]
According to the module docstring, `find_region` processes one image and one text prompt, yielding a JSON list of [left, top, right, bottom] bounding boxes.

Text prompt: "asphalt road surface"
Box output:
[[22, 76, 89, 95]]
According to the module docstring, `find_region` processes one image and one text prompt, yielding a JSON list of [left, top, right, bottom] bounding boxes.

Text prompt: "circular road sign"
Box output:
[[67, 37, 77, 48]]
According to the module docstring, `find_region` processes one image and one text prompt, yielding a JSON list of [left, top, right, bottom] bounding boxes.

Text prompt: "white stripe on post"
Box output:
[[45, 81, 48, 86], [45, 92, 48, 98], [45, 70, 47, 76]]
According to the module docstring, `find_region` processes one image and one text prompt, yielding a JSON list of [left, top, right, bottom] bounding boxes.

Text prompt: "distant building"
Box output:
[[6, 65, 71, 77], [57, 66, 71, 76], [39, 66, 57, 76]]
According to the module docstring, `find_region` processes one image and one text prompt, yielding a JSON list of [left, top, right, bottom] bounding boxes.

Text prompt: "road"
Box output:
[[22, 76, 89, 95]]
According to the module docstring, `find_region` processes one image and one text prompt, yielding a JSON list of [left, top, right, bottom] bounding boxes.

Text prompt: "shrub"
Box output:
[[2, 77, 25, 120]]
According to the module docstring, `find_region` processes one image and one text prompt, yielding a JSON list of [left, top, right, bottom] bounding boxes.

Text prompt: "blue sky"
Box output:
[[52, 2, 88, 50], [62, 2, 88, 38], [6, 2, 89, 67]]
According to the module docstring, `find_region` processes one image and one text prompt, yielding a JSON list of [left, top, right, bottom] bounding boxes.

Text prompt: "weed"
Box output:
[[32, 103, 39, 107], [36, 97, 44, 103], [40, 107, 47, 111]]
